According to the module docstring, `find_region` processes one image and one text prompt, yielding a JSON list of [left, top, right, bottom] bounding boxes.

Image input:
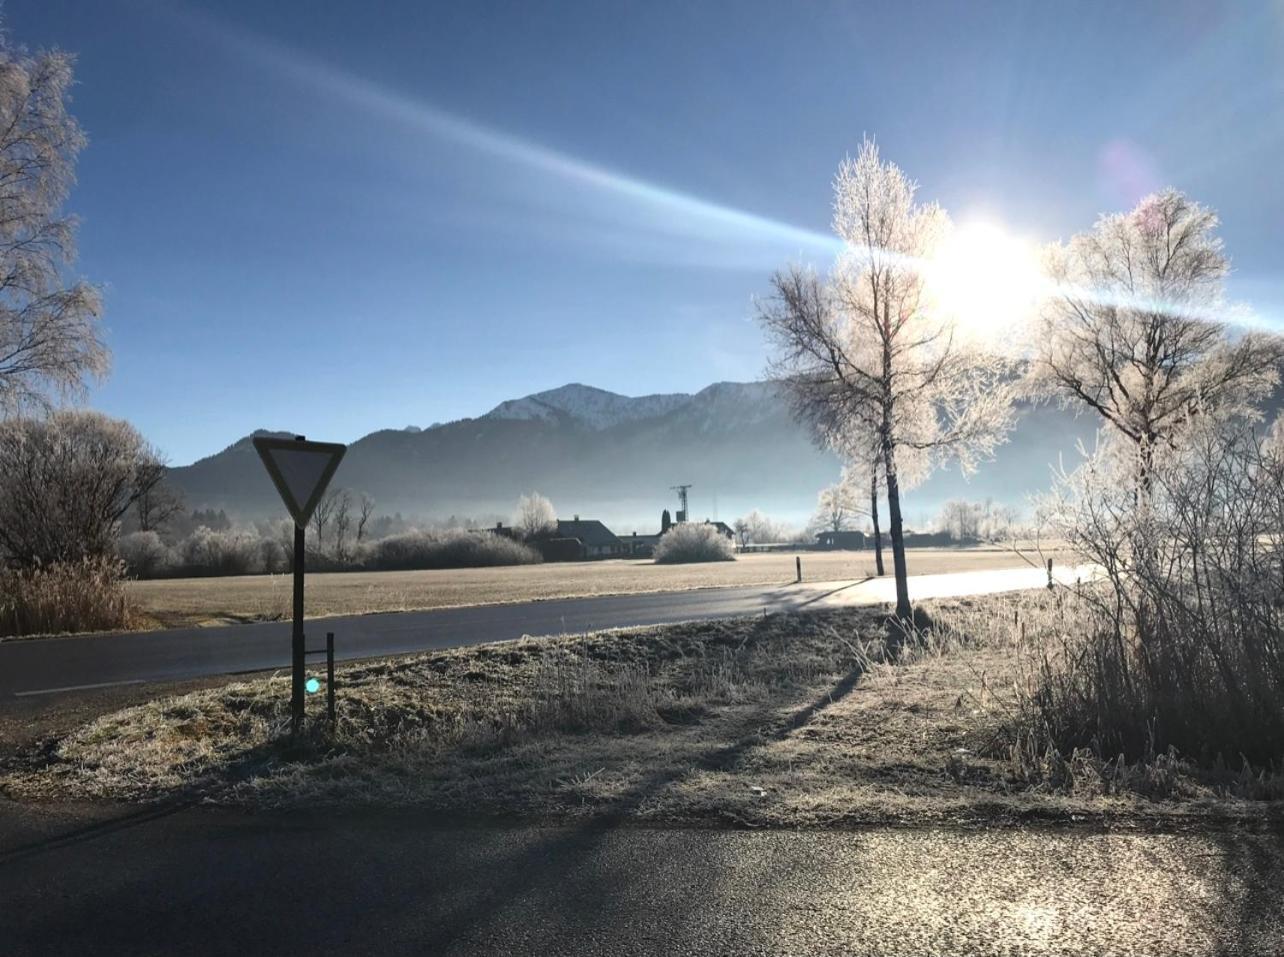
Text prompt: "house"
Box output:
[[554, 517, 624, 559], [624, 531, 663, 557], [816, 529, 866, 550], [705, 520, 734, 540]]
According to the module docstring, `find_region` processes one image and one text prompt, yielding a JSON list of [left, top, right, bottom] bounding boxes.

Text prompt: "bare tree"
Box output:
[[0, 411, 162, 566], [332, 489, 352, 561], [514, 492, 556, 540], [0, 39, 106, 413], [1034, 188, 1283, 494], [813, 472, 863, 534], [356, 493, 375, 542], [732, 518, 750, 552], [760, 140, 1018, 618], [310, 488, 338, 554], [135, 480, 185, 534]]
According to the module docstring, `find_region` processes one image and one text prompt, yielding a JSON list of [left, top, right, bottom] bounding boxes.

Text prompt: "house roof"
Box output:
[[556, 518, 622, 548]]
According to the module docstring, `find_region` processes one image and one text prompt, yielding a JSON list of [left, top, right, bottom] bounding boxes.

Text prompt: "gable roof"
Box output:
[[556, 518, 622, 548]]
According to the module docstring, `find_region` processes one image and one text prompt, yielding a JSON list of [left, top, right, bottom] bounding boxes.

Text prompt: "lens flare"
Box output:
[[928, 221, 1044, 341]]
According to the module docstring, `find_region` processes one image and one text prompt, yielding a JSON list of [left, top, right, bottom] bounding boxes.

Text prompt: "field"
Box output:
[[8, 588, 1277, 828], [128, 545, 1074, 629]]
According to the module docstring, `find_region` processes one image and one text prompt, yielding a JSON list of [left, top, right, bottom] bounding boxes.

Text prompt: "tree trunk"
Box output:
[[870, 473, 884, 577], [882, 443, 912, 620]]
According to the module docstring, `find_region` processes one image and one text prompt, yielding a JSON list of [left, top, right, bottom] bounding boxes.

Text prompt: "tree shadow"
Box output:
[[1207, 827, 1284, 953], [406, 650, 873, 952]]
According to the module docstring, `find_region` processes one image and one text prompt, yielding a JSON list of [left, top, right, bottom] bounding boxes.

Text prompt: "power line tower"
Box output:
[[670, 484, 692, 524]]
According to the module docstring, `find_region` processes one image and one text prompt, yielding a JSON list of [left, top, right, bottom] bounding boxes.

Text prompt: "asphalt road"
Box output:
[[0, 802, 1279, 956], [0, 564, 1093, 700]]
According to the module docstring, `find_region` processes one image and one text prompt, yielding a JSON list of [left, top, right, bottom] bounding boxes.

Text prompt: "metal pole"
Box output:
[[796, 555, 802, 583], [292, 523, 305, 732], [326, 631, 335, 725]]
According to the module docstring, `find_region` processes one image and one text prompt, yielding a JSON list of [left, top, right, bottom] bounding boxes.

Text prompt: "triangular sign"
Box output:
[[253, 436, 347, 528]]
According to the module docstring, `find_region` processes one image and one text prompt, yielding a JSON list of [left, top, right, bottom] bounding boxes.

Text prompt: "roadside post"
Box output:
[[796, 555, 802, 583], [252, 435, 347, 732]]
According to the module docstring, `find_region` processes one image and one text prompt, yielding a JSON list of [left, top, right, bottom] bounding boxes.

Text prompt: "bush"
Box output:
[[0, 557, 134, 637], [1027, 425, 1284, 767], [117, 531, 175, 578], [358, 529, 541, 571], [653, 523, 735, 564], [178, 527, 262, 577]]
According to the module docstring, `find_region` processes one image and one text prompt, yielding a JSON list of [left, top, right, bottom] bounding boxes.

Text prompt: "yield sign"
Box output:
[[253, 435, 347, 527]]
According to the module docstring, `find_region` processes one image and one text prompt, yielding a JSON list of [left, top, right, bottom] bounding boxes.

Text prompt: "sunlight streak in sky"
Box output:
[[154, 1, 1284, 335], [156, 1, 842, 267]]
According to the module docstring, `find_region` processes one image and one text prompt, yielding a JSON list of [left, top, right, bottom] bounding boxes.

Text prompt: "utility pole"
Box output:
[[670, 484, 692, 524]]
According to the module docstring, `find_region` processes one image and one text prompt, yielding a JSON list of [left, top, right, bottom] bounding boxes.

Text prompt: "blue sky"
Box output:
[[10, 0, 1284, 464]]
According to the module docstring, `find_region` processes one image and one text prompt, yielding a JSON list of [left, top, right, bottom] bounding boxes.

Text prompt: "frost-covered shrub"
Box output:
[[179, 527, 261, 576], [117, 531, 175, 578], [653, 523, 735, 564], [359, 529, 541, 571], [1027, 424, 1284, 766]]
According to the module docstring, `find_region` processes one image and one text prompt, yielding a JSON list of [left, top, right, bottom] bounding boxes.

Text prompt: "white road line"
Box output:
[[13, 679, 145, 697]]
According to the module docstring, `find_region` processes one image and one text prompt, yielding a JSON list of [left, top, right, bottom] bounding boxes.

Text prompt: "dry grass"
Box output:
[[6, 587, 1279, 827], [0, 558, 136, 638], [127, 545, 1077, 630]]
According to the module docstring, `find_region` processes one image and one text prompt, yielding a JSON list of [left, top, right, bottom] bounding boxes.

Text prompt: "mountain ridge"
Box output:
[[166, 380, 1099, 530]]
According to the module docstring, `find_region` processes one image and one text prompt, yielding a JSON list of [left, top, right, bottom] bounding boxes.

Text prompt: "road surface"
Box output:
[[0, 563, 1094, 700], [0, 802, 1278, 956]]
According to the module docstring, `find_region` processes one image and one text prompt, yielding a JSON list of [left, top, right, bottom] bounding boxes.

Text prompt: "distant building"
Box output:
[[624, 530, 663, 557], [555, 517, 624, 559], [902, 530, 954, 548], [816, 529, 866, 550], [536, 537, 586, 562]]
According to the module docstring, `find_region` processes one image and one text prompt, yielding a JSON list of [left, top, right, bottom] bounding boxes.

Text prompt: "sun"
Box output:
[[928, 220, 1045, 342]]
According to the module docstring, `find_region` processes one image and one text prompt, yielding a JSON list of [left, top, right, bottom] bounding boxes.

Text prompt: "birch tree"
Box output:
[[514, 492, 556, 540], [760, 140, 1017, 619], [813, 475, 862, 534], [0, 38, 105, 412], [1034, 188, 1283, 493]]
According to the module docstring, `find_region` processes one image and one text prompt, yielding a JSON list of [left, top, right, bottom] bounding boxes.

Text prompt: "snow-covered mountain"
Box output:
[[484, 383, 691, 430]]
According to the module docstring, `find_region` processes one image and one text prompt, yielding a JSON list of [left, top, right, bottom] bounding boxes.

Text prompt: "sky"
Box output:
[[9, 0, 1284, 464]]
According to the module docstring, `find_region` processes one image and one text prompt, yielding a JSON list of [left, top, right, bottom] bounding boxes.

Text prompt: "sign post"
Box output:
[[252, 435, 346, 732]]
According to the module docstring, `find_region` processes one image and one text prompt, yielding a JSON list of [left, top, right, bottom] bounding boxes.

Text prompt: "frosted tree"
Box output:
[[0, 37, 105, 413], [0, 411, 162, 566], [1034, 189, 1283, 493], [760, 140, 1018, 619], [813, 475, 862, 534], [514, 492, 556, 540]]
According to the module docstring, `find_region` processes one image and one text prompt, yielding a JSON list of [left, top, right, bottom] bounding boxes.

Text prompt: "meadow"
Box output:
[[126, 545, 1075, 629]]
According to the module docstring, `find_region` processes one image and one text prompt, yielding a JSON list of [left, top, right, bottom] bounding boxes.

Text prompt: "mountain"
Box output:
[[484, 383, 690, 430], [167, 381, 1099, 531]]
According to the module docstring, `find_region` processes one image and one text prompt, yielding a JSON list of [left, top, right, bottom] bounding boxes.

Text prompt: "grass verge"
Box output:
[[5, 589, 1280, 827]]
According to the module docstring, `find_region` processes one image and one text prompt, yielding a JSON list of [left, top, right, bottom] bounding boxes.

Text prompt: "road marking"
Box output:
[[13, 679, 145, 697]]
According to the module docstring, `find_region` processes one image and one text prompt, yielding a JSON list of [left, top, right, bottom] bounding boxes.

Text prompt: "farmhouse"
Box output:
[[555, 517, 624, 559]]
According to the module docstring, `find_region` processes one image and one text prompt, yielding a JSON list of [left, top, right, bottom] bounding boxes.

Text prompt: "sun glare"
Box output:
[[929, 220, 1045, 342]]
